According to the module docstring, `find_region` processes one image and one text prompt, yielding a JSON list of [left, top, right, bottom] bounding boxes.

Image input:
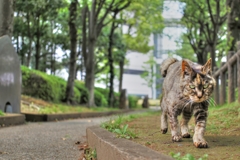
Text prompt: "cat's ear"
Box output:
[[202, 58, 212, 75], [181, 60, 192, 77]]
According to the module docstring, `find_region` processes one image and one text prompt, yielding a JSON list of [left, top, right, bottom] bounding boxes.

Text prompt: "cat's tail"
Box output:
[[160, 58, 178, 77]]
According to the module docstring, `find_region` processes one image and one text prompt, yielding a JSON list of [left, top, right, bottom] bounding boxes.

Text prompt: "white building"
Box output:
[[122, 0, 185, 99]]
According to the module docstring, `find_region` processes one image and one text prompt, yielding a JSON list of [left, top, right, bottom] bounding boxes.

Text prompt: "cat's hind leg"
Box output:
[[181, 111, 192, 138], [168, 108, 182, 142], [161, 110, 168, 134]]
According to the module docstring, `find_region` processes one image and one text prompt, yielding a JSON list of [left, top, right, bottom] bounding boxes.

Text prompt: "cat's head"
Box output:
[[181, 59, 215, 103]]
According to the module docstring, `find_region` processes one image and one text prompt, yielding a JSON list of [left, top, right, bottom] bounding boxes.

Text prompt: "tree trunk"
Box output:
[[85, 0, 97, 107], [118, 59, 124, 93], [26, 11, 32, 67], [0, 0, 14, 37], [227, 0, 240, 51], [82, 6, 88, 85], [65, 0, 78, 104], [35, 15, 41, 70], [107, 13, 117, 107], [21, 36, 25, 65]]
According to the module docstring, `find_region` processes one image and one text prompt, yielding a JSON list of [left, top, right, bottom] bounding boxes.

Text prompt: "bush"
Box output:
[[74, 80, 89, 104], [21, 66, 81, 103], [128, 95, 139, 108], [75, 81, 107, 107], [94, 90, 108, 107], [95, 87, 120, 107]]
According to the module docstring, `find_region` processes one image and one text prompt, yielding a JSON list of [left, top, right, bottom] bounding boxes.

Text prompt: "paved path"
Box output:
[[0, 116, 110, 160], [0, 110, 149, 160]]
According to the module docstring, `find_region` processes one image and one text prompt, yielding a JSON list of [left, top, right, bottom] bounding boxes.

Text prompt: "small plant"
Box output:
[[170, 152, 208, 160], [0, 110, 4, 116], [113, 124, 137, 139], [101, 112, 158, 139], [84, 148, 97, 160]]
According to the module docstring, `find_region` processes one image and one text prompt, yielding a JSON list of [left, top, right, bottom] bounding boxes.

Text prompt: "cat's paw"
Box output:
[[193, 134, 208, 148], [172, 135, 182, 142], [161, 128, 168, 134], [182, 133, 191, 138], [193, 141, 208, 148]]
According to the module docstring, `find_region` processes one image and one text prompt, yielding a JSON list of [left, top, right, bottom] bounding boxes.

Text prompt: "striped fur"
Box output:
[[160, 58, 215, 148]]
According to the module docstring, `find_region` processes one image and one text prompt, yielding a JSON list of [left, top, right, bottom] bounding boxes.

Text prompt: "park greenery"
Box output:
[[0, 0, 239, 109], [102, 102, 240, 159], [12, 0, 164, 107]]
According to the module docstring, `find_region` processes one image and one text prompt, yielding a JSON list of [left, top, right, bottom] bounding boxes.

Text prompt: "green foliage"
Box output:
[[74, 81, 89, 104], [0, 110, 4, 116], [94, 90, 108, 107], [179, 0, 227, 65], [123, 0, 164, 53], [128, 95, 139, 108], [170, 152, 208, 160], [101, 112, 158, 139], [22, 66, 80, 103], [74, 81, 108, 107], [101, 115, 137, 139], [95, 87, 120, 107], [84, 148, 97, 160], [113, 124, 136, 139]]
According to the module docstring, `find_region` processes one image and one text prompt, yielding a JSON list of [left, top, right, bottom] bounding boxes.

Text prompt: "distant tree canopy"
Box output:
[[13, 0, 164, 107], [177, 0, 229, 68]]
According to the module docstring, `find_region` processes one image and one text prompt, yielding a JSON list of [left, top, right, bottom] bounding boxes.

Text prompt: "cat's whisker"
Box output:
[[190, 101, 193, 112], [206, 99, 212, 106], [207, 98, 216, 107], [209, 97, 217, 106], [182, 100, 191, 112]]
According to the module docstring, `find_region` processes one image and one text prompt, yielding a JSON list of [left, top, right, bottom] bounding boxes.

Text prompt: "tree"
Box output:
[[123, 0, 164, 53], [14, 0, 67, 69], [227, 0, 240, 51], [65, 0, 78, 104], [140, 54, 160, 98], [0, 0, 14, 37], [107, 1, 131, 107], [82, 0, 131, 107], [179, 0, 227, 67]]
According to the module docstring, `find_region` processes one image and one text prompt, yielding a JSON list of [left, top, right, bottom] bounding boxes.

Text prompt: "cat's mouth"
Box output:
[[189, 96, 205, 103]]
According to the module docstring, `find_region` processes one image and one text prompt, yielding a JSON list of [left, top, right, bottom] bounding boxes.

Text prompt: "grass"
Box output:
[[137, 99, 160, 106], [21, 95, 120, 114], [206, 101, 240, 135], [101, 111, 159, 139], [84, 148, 97, 160], [121, 102, 240, 160], [170, 152, 208, 160], [0, 110, 4, 116]]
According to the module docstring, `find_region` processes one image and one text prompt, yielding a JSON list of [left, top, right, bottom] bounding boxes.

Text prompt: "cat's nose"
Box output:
[[197, 92, 203, 98]]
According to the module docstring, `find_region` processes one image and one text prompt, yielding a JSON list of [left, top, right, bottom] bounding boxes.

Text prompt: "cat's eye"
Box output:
[[189, 85, 195, 89], [203, 84, 209, 89]]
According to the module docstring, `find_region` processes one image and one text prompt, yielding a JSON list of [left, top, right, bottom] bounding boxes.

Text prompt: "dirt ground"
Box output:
[[126, 112, 240, 160]]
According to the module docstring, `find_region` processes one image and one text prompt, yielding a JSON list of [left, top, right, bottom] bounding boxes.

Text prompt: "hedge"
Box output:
[[21, 66, 117, 107], [22, 66, 80, 103], [128, 95, 139, 108]]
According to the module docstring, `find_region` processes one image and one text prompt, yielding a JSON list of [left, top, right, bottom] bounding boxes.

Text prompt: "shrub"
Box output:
[[94, 90, 108, 107], [128, 95, 139, 108], [95, 87, 120, 108], [75, 81, 107, 107], [74, 80, 89, 104], [21, 66, 81, 103]]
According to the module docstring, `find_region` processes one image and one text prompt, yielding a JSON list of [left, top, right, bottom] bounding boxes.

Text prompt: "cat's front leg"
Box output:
[[168, 109, 182, 142], [193, 104, 208, 148], [181, 111, 192, 138]]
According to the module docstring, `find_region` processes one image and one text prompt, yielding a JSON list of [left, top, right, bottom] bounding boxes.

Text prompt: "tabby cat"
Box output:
[[160, 58, 215, 148]]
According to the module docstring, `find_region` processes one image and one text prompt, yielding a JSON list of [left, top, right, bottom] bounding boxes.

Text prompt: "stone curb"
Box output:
[[87, 126, 173, 160], [0, 114, 25, 127], [23, 109, 134, 122]]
